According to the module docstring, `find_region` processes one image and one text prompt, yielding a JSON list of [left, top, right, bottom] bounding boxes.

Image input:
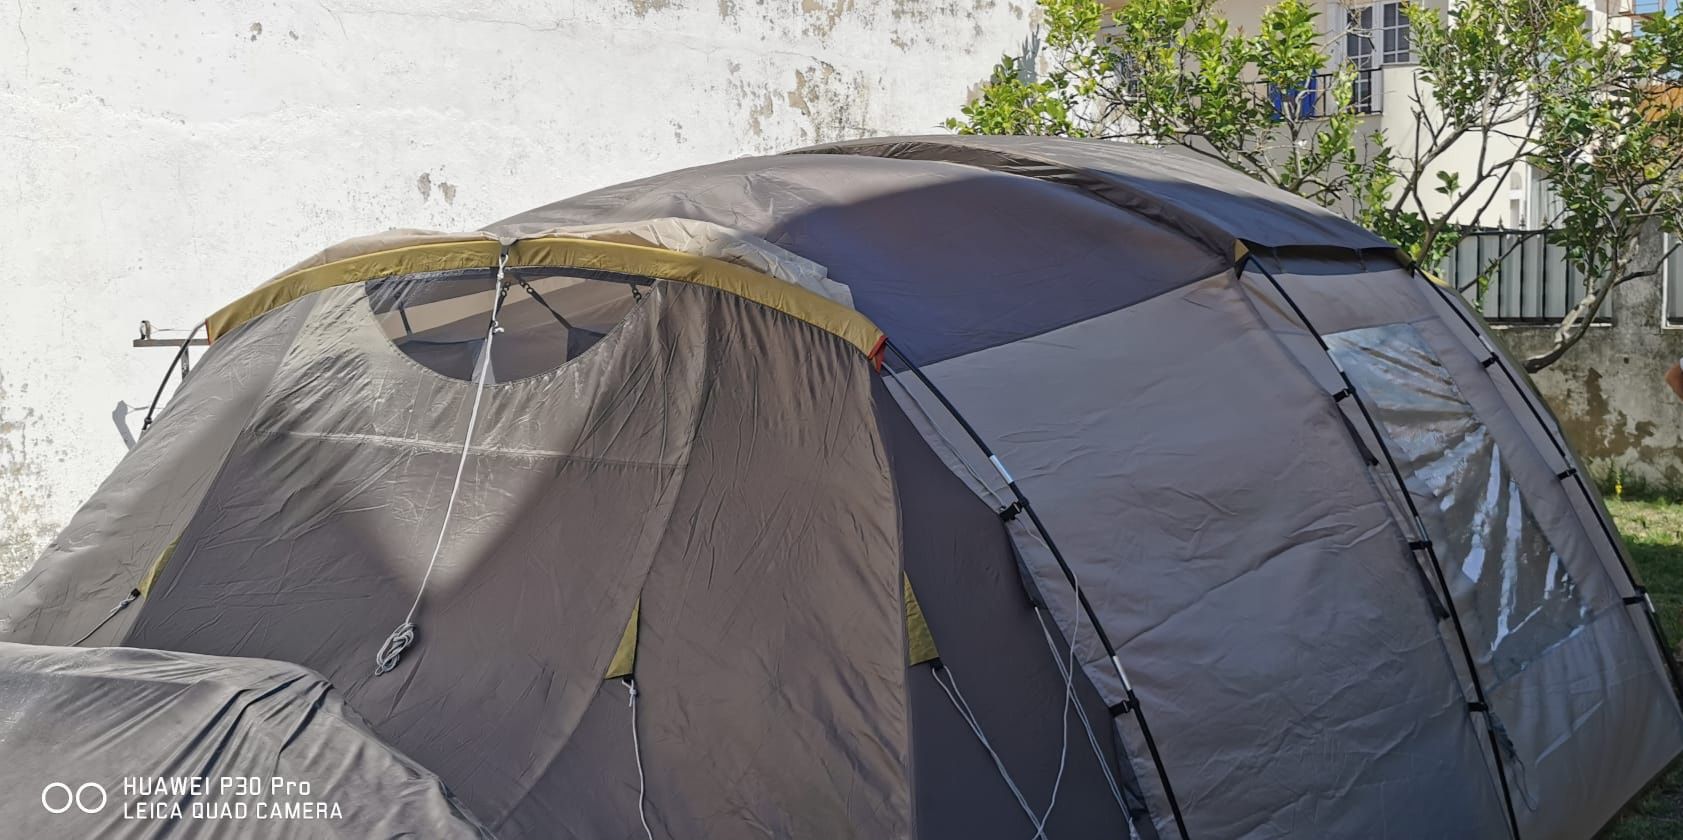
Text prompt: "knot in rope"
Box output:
[[374, 621, 416, 676]]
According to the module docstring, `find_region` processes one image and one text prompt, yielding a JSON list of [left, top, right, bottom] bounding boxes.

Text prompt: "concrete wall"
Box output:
[[0, 0, 1034, 582], [1493, 225, 1683, 490]]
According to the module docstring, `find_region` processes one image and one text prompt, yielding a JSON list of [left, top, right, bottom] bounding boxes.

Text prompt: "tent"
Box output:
[[2, 135, 1678, 839]]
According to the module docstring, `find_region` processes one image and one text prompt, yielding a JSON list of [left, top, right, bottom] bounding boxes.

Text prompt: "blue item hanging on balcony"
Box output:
[[1268, 73, 1320, 120]]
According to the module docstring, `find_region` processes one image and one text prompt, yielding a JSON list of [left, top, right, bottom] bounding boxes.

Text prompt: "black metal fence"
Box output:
[[1441, 228, 1607, 325]]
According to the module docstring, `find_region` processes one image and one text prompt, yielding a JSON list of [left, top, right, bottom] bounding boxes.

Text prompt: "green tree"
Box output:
[[952, 0, 1683, 371]]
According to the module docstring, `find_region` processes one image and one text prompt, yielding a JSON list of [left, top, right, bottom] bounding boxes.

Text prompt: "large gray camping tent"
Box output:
[[2, 135, 1678, 839]]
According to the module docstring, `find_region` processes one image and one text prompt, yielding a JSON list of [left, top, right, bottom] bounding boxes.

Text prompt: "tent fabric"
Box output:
[[0, 641, 490, 839], [790, 135, 1396, 256], [1238, 259, 1683, 835], [873, 373, 1153, 839], [64, 277, 917, 836], [1256, 267, 1683, 838], [893, 271, 1514, 838], [0, 297, 316, 647], [535, 217, 856, 307], [2, 135, 1677, 839], [490, 152, 1231, 366]]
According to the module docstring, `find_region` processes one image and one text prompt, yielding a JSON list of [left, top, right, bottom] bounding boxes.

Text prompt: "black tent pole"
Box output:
[[1412, 266, 1683, 708], [881, 338, 1193, 840], [140, 322, 206, 433], [1235, 254, 1524, 840]]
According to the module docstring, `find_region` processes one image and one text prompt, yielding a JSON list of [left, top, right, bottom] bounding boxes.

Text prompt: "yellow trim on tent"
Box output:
[[604, 599, 640, 680], [605, 581, 935, 676], [138, 536, 181, 597], [205, 236, 885, 356], [1420, 267, 1451, 288], [904, 574, 938, 666]]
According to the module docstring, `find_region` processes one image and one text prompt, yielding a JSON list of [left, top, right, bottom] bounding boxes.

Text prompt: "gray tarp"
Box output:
[[0, 641, 489, 839]]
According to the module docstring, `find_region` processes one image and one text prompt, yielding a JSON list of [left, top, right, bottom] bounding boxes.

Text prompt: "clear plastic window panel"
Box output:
[[1327, 323, 1587, 685]]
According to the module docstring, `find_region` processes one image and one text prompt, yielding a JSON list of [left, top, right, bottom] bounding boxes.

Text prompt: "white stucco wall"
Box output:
[[0, 0, 1033, 581]]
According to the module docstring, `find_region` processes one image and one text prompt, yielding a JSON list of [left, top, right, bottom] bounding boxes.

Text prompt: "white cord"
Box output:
[[1024, 551, 1090, 840], [887, 355, 1127, 837], [1033, 609, 1077, 840], [932, 665, 1047, 836], [405, 256, 507, 623], [886, 365, 1089, 838], [374, 249, 509, 676], [1035, 608, 1137, 836], [625, 678, 655, 840]]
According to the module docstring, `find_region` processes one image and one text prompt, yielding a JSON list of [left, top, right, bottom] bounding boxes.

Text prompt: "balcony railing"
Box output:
[[1442, 228, 1608, 324], [1266, 68, 1381, 119]]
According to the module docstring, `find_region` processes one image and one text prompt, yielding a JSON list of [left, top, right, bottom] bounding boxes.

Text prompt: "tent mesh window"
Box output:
[[1328, 323, 1590, 684], [366, 269, 649, 383]]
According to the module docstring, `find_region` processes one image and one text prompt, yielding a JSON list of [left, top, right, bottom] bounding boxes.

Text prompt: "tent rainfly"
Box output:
[[2, 135, 1677, 840]]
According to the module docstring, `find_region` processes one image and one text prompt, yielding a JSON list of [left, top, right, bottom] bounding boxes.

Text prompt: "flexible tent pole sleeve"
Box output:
[[1413, 267, 1683, 708], [881, 339, 1193, 840], [1235, 256, 1524, 840]]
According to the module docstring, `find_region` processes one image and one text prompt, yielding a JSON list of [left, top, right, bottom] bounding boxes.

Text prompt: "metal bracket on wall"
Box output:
[[132, 320, 209, 348]]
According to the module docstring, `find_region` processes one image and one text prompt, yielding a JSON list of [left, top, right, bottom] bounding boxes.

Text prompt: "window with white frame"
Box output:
[[1347, 2, 1413, 67], [1343, 2, 1410, 112], [1664, 234, 1683, 326]]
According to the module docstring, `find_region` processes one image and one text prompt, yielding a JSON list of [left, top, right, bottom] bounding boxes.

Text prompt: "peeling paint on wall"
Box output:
[[0, 374, 60, 583], [787, 62, 876, 141], [801, 0, 857, 39], [1494, 225, 1683, 489], [630, 0, 677, 18]]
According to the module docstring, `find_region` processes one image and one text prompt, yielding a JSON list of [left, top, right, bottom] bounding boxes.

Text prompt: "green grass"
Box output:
[[1601, 498, 1683, 839]]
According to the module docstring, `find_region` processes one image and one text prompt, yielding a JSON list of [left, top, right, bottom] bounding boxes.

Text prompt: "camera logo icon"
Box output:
[[41, 782, 107, 814]]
